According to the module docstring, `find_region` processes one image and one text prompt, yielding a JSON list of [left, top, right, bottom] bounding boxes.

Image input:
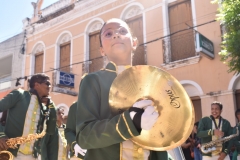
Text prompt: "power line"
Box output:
[[0, 12, 219, 80], [139, 20, 217, 46], [16, 30, 196, 76], [0, 10, 217, 53], [1, 19, 217, 85], [10, 55, 104, 86]]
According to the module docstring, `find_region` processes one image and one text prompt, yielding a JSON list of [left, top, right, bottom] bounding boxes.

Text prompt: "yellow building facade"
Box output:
[[23, 0, 240, 126]]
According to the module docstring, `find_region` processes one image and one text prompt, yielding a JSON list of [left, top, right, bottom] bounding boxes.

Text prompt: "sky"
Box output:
[[0, 0, 59, 43]]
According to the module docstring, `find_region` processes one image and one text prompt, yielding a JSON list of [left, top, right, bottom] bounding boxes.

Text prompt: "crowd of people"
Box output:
[[0, 73, 86, 160], [181, 102, 240, 160], [0, 18, 239, 160], [181, 122, 201, 160]]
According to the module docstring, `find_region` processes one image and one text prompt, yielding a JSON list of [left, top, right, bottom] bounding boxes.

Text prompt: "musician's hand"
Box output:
[[130, 100, 157, 130], [141, 106, 159, 130], [132, 100, 153, 109], [218, 152, 227, 160], [197, 144, 201, 148], [0, 137, 9, 151], [74, 144, 86, 157], [214, 129, 224, 137], [181, 142, 191, 149]]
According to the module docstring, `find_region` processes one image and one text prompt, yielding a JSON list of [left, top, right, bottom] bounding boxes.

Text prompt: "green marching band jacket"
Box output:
[[0, 89, 56, 157], [65, 102, 84, 159], [197, 116, 232, 157], [76, 62, 168, 160], [229, 123, 240, 156], [40, 127, 59, 160], [40, 125, 68, 160]]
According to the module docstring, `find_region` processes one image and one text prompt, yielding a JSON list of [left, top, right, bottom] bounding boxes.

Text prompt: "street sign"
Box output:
[[195, 32, 214, 59], [56, 71, 74, 87]]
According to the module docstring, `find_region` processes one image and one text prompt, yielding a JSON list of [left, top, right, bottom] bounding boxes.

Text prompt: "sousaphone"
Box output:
[[109, 65, 195, 151]]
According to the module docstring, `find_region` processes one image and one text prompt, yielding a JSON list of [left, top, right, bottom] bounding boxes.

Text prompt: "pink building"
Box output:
[[23, 0, 239, 125]]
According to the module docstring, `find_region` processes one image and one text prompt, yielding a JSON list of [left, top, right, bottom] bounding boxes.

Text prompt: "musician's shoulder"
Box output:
[[203, 116, 210, 118], [10, 88, 25, 94], [200, 116, 211, 121], [222, 117, 231, 123], [12, 88, 23, 92], [81, 71, 100, 81], [81, 73, 88, 80], [71, 101, 77, 105]]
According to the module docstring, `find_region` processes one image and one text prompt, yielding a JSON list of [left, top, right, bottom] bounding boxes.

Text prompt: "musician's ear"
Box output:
[[100, 47, 105, 56], [34, 82, 40, 89], [132, 37, 138, 51]]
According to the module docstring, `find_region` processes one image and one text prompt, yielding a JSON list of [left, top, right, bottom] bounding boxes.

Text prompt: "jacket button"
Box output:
[[138, 148, 143, 153]]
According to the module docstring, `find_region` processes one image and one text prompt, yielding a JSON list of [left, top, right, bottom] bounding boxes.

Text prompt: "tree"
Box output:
[[212, 0, 240, 74]]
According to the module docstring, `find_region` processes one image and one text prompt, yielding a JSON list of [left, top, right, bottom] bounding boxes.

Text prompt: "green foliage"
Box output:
[[212, 0, 240, 74]]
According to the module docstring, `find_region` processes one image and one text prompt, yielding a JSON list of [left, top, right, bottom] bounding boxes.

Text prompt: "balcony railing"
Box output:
[[163, 31, 196, 63]]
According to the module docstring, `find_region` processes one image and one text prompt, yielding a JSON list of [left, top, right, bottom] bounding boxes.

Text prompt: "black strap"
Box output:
[[129, 107, 144, 133], [129, 107, 143, 113], [210, 115, 222, 129]]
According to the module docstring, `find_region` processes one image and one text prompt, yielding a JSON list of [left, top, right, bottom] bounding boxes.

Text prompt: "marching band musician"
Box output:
[[197, 101, 232, 160], [229, 109, 240, 160], [0, 73, 56, 160], [65, 102, 86, 160], [40, 106, 69, 160], [76, 18, 169, 160]]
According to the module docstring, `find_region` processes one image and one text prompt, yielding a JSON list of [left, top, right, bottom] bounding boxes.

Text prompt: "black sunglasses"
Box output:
[[40, 81, 51, 86]]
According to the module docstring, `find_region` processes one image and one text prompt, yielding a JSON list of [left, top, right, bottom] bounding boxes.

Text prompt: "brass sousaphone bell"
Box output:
[[109, 65, 195, 151]]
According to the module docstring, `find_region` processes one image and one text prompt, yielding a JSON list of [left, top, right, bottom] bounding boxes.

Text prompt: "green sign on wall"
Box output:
[[196, 33, 214, 59]]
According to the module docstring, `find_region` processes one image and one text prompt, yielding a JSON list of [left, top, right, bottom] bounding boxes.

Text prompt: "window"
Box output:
[[34, 52, 43, 73], [89, 31, 103, 73], [126, 15, 145, 66], [168, 0, 195, 61], [60, 42, 71, 73], [0, 76, 11, 90], [191, 96, 202, 122], [0, 56, 12, 90], [32, 42, 45, 74]]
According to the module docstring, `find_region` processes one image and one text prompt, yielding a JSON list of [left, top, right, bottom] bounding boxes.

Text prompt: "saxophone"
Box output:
[[0, 105, 49, 160], [200, 127, 239, 154], [0, 128, 46, 160]]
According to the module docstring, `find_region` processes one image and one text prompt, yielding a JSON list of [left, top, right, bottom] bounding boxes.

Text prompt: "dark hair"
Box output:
[[211, 101, 223, 110], [235, 109, 240, 119], [194, 122, 199, 127], [29, 73, 50, 89]]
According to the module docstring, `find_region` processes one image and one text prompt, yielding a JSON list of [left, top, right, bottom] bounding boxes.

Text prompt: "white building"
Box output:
[[0, 32, 26, 94]]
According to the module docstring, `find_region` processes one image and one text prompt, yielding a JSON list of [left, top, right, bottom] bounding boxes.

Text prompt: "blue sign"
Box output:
[[56, 71, 75, 87]]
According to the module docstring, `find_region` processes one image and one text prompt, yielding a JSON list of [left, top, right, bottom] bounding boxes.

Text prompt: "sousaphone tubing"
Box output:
[[109, 65, 195, 151]]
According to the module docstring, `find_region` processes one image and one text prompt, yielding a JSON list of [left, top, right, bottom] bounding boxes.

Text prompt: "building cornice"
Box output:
[[161, 55, 201, 70], [26, 0, 130, 38], [37, 4, 75, 24], [200, 90, 235, 99]]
